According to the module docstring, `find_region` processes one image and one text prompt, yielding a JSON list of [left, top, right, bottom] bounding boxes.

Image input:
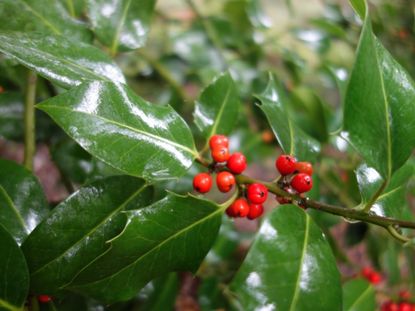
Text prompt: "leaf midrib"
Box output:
[[346, 283, 373, 311], [30, 184, 147, 277], [0, 185, 28, 233], [37, 104, 198, 157], [206, 82, 232, 138], [18, 0, 61, 35], [111, 0, 132, 55], [0, 298, 22, 311], [288, 214, 310, 311]]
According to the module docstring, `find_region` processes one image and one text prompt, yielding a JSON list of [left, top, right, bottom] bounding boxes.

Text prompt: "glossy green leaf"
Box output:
[[343, 0, 415, 179], [0, 0, 91, 42], [60, 0, 86, 18], [21, 176, 152, 294], [0, 92, 23, 140], [68, 193, 222, 303], [356, 163, 413, 218], [194, 72, 240, 139], [0, 225, 29, 311], [230, 205, 341, 311], [0, 32, 125, 89], [37, 81, 197, 180], [0, 159, 48, 245], [342, 279, 375, 311], [256, 73, 321, 162], [88, 0, 156, 54]]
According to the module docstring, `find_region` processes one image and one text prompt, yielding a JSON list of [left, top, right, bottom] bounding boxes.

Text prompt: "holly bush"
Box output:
[[0, 0, 415, 310]]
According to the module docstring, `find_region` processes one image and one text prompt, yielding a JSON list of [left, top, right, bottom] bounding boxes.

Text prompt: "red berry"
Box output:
[[211, 146, 230, 163], [382, 301, 399, 311], [38, 295, 52, 303], [399, 302, 412, 311], [361, 267, 373, 278], [227, 198, 250, 217], [247, 204, 264, 220], [193, 173, 212, 193], [209, 134, 229, 149], [216, 171, 235, 193], [399, 290, 411, 300], [276, 154, 297, 175], [369, 272, 382, 284], [295, 161, 313, 176], [227, 152, 247, 174], [247, 183, 268, 204], [291, 173, 313, 193]]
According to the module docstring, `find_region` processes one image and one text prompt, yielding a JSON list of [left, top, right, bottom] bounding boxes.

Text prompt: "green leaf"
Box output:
[[342, 279, 375, 311], [256, 73, 321, 162], [140, 273, 179, 311], [343, 1, 415, 179], [0, 0, 91, 42], [88, 0, 156, 55], [194, 72, 240, 139], [230, 205, 341, 311], [68, 193, 222, 303], [0, 92, 23, 140], [0, 159, 48, 245], [0, 224, 29, 311], [356, 163, 413, 218], [0, 32, 125, 89], [37, 81, 197, 181], [21, 175, 152, 294]]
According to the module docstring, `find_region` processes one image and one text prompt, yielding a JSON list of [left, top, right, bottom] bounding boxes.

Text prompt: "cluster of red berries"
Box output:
[[381, 291, 415, 311], [361, 266, 382, 285]]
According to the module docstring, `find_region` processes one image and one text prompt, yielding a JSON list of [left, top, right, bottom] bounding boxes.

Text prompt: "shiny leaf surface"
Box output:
[[0, 225, 29, 311], [342, 279, 375, 311], [37, 81, 197, 180], [343, 1, 415, 179], [230, 205, 341, 311], [21, 176, 152, 293], [356, 163, 413, 218], [0, 32, 125, 89], [256, 73, 321, 162], [0, 0, 91, 42], [88, 0, 156, 54], [0, 159, 47, 245], [68, 193, 222, 303], [194, 72, 240, 139]]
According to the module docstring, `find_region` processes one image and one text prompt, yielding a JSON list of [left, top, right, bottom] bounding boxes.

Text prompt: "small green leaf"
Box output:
[[230, 205, 341, 311], [37, 81, 197, 180], [194, 72, 240, 139], [88, 0, 156, 54], [356, 163, 413, 218], [21, 176, 152, 294], [343, 1, 415, 179], [0, 32, 125, 89], [0, 0, 91, 42], [0, 224, 29, 311], [256, 73, 321, 162], [68, 193, 222, 303], [343, 279, 375, 311], [0, 159, 48, 245]]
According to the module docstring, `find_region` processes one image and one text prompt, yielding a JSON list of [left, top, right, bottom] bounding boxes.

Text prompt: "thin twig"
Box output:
[[23, 71, 37, 171]]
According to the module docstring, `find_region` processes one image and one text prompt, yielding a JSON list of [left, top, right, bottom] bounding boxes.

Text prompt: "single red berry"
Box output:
[[369, 272, 382, 284], [228, 198, 250, 217], [399, 290, 411, 300], [227, 152, 247, 174], [216, 171, 235, 193], [291, 173, 313, 193], [295, 161, 313, 176], [247, 183, 268, 204], [209, 134, 229, 149], [399, 302, 413, 311], [382, 301, 399, 311], [276, 154, 297, 175], [211, 146, 230, 163], [38, 295, 52, 303], [247, 204, 264, 220], [193, 173, 212, 193]]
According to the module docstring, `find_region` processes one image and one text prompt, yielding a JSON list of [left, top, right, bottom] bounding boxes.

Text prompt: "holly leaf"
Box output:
[[88, 0, 156, 54], [356, 163, 413, 218], [343, 0, 415, 179], [0, 159, 48, 245], [0, 32, 125, 89], [343, 279, 375, 311], [21, 176, 152, 294], [194, 72, 240, 139], [256, 73, 321, 162], [37, 81, 197, 181], [0, 0, 91, 42], [230, 205, 341, 311], [0, 225, 29, 311], [68, 193, 222, 303]]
